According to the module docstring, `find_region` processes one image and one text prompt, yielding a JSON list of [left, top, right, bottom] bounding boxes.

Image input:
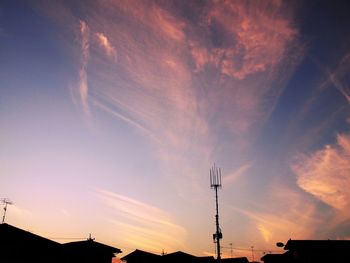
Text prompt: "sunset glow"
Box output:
[[1, 1, 350, 261]]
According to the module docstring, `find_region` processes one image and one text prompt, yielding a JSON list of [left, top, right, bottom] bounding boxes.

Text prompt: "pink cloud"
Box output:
[[318, 53, 350, 103], [78, 1, 303, 198], [152, 6, 186, 42], [191, 1, 298, 80], [39, 0, 303, 202], [109, 0, 186, 43], [79, 20, 90, 115]]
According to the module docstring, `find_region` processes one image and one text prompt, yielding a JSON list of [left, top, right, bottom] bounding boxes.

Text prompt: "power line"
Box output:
[[47, 237, 86, 240], [221, 246, 282, 253]]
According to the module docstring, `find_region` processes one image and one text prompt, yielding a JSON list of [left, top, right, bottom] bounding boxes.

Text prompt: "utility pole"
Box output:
[[210, 165, 223, 261], [251, 246, 254, 262], [1, 198, 13, 224]]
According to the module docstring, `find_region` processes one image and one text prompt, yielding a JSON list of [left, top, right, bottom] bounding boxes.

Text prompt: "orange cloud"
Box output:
[[292, 134, 350, 212], [258, 224, 272, 243], [96, 189, 187, 252], [228, 181, 325, 248]]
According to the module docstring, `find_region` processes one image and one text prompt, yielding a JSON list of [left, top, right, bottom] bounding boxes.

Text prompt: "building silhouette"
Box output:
[[261, 239, 350, 263], [121, 249, 249, 263], [0, 223, 121, 263], [120, 249, 161, 263]]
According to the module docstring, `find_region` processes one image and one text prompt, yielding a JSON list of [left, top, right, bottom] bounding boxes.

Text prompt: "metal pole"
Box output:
[[2, 202, 8, 223], [1, 199, 13, 224], [215, 186, 221, 260], [210, 166, 222, 262]]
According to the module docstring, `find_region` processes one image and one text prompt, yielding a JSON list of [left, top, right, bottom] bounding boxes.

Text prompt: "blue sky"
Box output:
[[1, 0, 350, 260]]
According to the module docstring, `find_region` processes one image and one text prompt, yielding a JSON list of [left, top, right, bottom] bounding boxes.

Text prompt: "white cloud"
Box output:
[[96, 32, 117, 60]]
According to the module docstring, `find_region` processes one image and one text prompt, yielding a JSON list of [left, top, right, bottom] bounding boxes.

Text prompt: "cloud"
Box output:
[[40, 0, 303, 200], [223, 163, 251, 185], [318, 53, 350, 103], [151, 6, 186, 43], [95, 32, 117, 60], [191, 0, 298, 80], [91, 97, 158, 141], [71, 0, 302, 201], [258, 224, 272, 243], [229, 181, 325, 245], [96, 189, 187, 252], [186, 1, 303, 154], [292, 134, 350, 212], [79, 20, 90, 115]]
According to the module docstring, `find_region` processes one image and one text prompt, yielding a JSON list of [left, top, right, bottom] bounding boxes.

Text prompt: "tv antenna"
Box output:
[[1, 198, 13, 224], [210, 165, 222, 261]]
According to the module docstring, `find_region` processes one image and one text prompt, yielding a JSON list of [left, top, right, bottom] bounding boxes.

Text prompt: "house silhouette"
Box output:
[[121, 249, 249, 263], [0, 223, 121, 263], [162, 251, 214, 263], [0, 223, 61, 263], [121, 249, 162, 263], [261, 239, 350, 263], [220, 258, 249, 263]]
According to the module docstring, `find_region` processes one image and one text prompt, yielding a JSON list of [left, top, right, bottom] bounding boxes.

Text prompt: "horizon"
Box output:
[[1, 1, 350, 261]]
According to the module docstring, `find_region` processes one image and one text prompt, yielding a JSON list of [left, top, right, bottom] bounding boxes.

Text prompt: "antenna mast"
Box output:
[[210, 165, 222, 261], [1, 198, 13, 224]]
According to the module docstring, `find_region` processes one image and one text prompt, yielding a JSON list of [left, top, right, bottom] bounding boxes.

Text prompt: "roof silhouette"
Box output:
[[63, 239, 121, 254], [262, 239, 350, 263], [284, 239, 350, 250], [121, 249, 161, 262], [220, 257, 249, 263], [0, 223, 60, 246], [0, 223, 121, 263]]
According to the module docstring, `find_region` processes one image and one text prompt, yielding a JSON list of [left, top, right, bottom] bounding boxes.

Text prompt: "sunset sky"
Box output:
[[1, 0, 350, 261]]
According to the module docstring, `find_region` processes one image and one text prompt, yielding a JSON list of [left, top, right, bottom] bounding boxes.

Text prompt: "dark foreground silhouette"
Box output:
[[3, 223, 350, 263], [261, 239, 350, 263], [0, 223, 250, 263], [0, 223, 121, 263], [121, 249, 249, 263]]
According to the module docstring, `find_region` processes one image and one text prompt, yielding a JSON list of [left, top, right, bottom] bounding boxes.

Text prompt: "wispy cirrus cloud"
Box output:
[[96, 189, 187, 252], [223, 163, 251, 185], [40, 0, 303, 201], [318, 53, 350, 103], [289, 52, 350, 238], [77, 1, 302, 192], [79, 20, 90, 115]]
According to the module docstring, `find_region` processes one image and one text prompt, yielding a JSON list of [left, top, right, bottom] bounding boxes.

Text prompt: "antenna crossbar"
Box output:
[[1, 198, 13, 224]]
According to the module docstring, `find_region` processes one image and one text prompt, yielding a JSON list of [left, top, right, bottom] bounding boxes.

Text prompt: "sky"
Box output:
[[1, 0, 350, 261]]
